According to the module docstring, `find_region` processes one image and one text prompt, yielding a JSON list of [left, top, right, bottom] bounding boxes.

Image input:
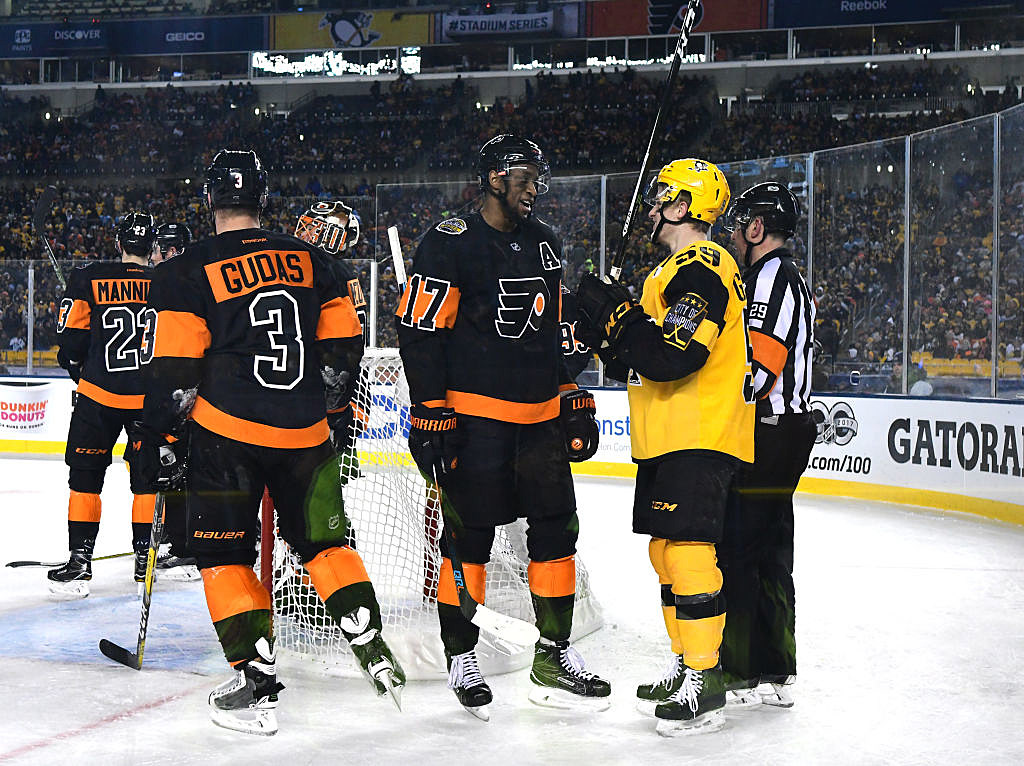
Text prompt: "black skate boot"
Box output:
[[47, 546, 94, 599], [446, 649, 492, 721], [208, 638, 285, 736], [636, 654, 685, 717], [528, 639, 611, 712], [340, 607, 406, 709], [133, 546, 150, 585], [155, 545, 200, 582], [654, 664, 726, 736]]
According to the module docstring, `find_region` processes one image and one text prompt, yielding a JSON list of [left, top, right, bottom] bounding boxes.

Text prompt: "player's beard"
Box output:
[[498, 186, 533, 224]]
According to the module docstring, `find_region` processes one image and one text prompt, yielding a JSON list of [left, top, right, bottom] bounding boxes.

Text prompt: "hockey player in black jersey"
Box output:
[[396, 134, 608, 719], [48, 212, 158, 598], [137, 150, 403, 735]]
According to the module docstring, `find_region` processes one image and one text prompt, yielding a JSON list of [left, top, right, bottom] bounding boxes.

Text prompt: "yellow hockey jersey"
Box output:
[[627, 240, 755, 463]]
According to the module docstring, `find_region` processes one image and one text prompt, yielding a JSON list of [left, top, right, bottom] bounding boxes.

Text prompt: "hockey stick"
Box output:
[[609, 0, 703, 281], [99, 493, 165, 670], [32, 184, 65, 289], [387, 229, 539, 650], [6, 551, 132, 568]]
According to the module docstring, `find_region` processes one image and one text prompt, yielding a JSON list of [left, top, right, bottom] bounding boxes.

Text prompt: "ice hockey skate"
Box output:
[[757, 675, 794, 708], [654, 664, 726, 736], [725, 676, 762, 708], [446, 649, 493, 721], [208, 638, 284, 736], [155, 545, 200, 582], [636, 654, 685, 717], [342, 608, 406, 710], [46, 549, 92, 599], [528, 639, 611, 712]]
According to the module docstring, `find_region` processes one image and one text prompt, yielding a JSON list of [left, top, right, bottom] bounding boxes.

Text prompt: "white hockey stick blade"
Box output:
[[387, 226, 407, 287], [470, 604, 540, 649]]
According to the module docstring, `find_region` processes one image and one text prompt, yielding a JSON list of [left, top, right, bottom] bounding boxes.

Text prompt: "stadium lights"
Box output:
[[44, 112, 51, 120], [888, 165, 894, 173], [254, 107, 260, 115], [299, 134, 305, 141], [184, 178, 191, 185]]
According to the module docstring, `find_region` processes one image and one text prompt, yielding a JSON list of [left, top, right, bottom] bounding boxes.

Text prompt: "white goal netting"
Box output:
[[260, 348, 602, 680]]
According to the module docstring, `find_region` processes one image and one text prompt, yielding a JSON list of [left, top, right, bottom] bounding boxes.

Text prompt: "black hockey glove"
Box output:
[[560, 389, 599, 462], [56, 348, 82, 383], [129, 422, 187, 492], [408, 404, 458, 483], [327, 405, 355, 454], [576, 274, 645, 346]]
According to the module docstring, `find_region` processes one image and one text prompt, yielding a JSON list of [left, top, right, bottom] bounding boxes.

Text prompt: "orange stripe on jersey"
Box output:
[[201, 565, 271, 624], [751, 329, 788, 379], [316, 296, 362, 341], [204, 250, 313, 303], [62, 299, 91, 330], [191, 396, 329, 449], [396, 277, 460, 330], [132, 493, 156, 524], [152, 310, 211, 359], [91, 278, 150, 305], [437, 558, 486, 606], [68, 491, 101, 523], [446, 390, 559, 424], [559, 383, 579, 393], [77, 379, 144, 410], [305, 547, 370, 602], [528, 556, 576, 598]]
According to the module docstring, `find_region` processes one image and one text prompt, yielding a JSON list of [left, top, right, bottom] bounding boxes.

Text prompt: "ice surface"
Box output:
[[1, 456, 1021, 765]]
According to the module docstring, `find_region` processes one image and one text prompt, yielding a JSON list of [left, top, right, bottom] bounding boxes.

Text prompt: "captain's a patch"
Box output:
[[436, 218, 468, 235], [662, 293, 708, 350]]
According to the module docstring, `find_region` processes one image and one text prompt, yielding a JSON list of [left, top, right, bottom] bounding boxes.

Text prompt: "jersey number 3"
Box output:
[[250, 290, 304, 390]]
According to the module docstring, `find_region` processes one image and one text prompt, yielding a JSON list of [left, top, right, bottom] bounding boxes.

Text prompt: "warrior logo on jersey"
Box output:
[[436, 218, 467, 235], [495, 277, 549, 339], [539, 241, 559, 270]]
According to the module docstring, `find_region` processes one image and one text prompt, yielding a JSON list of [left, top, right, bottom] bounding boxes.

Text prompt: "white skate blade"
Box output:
[[528, 685, 611, 713], [726, 688, 762, 708], [48, 580, 89, 599], [375, 668, 404, 711], [461, 702, 490, 721], [655, 708, 725, 737], [209, 706, 279, 736], [156, 565, 200, 582], [758, 684, 794, 708]]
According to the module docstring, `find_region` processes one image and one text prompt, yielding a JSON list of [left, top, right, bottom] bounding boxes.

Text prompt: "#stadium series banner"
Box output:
[[434, 4, 583, 43], [271, 10, 429, 50]]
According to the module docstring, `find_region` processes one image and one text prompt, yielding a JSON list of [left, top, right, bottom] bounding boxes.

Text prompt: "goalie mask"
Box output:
[[478, 134, 551, 195], [294, 200, 360, 256], [115, 211, 156, 258]]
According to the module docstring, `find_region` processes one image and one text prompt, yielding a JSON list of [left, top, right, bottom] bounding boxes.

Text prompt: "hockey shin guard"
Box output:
[[201, 565, 273, 666], [528, 555, 575, 642], [305, 546, 383, 638], [664, 541, 726, 671], [437, 557, 486, 655], [649, 538, 683, 655]]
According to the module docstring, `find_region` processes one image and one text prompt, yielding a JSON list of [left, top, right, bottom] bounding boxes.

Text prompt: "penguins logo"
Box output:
[[495, 277, 549, 339], [811, 400, 859, 446], [319, 12, 382, 49]]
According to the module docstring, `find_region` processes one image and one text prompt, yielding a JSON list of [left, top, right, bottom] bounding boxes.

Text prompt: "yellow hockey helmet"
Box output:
[[642, 158, 731, 225]]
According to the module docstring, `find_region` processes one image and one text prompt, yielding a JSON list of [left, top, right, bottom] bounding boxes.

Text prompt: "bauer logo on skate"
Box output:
[[0, 383, 51, 431]]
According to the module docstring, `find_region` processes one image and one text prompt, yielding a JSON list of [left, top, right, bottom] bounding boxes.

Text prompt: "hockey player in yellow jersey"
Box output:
[[576, 158, 755, 736]]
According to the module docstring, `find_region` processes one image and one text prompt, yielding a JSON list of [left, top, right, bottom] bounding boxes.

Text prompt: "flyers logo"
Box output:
[[495, 277, 549, 339]]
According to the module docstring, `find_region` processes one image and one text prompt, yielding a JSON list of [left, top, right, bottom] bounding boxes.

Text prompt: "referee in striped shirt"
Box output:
[[718, 182, 817, 709]]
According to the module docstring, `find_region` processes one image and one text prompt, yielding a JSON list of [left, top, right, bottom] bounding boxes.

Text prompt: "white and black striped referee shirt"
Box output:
[[744, 247, 815, 415]]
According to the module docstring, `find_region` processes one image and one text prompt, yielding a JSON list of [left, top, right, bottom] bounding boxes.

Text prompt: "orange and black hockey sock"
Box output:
[[67, 491, 101, 551], [201, 565, 273, 666], [649, 538, 683, 655], [664, 541, 726, 671], [131, 493, 155, 552], [305, 546, 382, 638], [437, 557, 486, 656], [528, 556, 576, 642]]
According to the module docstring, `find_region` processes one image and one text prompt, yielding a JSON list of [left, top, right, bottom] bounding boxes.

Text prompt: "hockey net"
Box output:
[[259, 348, 602, 680]]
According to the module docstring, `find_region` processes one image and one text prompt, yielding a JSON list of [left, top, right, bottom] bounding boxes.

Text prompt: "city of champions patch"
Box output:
[[436, 218, 468, 235], [662, 293, 708, 350]]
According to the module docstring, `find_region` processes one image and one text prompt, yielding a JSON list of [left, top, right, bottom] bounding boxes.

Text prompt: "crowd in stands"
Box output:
[[767, 65, 972, 103], [1, 63, 1022, 388], [15, 0, 190, 19]]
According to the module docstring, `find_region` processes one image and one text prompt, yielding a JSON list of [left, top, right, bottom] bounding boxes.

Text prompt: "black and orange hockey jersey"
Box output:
[[57, 261, 154, 410], [142, 228, 363, 448], [396, 212, 575, 423]]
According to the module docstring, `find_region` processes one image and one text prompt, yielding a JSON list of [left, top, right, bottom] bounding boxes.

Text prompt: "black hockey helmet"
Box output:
[[294, 200, 360, 256], [203, 149, 269, 213], [723, 182, 801, 237], [115, 211, 156, 257], [478, 134, 551, 194], [154, 222, 192, 254]]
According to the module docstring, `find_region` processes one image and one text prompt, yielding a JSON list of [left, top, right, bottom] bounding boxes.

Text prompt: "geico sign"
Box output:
[[166, 31, 205, 42], [53, 29, 102, 41]]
